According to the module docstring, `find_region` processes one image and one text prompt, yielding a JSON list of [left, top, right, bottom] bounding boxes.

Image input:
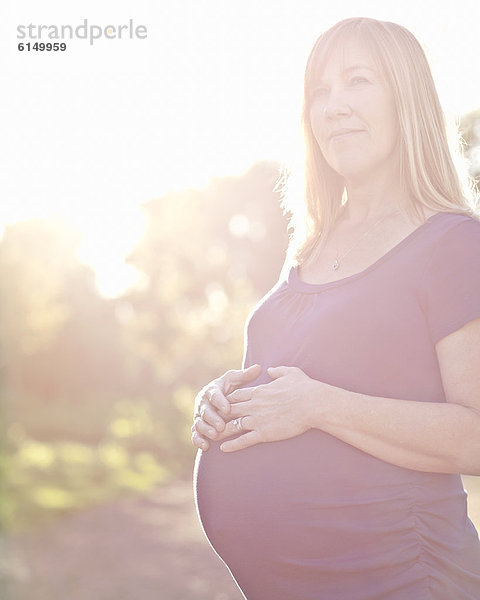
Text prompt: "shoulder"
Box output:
[[421, 212, 480, 344], [427, 211, 480, 237], [424, 211, 480, 264], [421, 212, 480, 261]]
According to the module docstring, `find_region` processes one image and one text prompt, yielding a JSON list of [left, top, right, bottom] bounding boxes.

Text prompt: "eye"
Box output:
[[312, 85, 329, 98], [349, 76, 369, 86]]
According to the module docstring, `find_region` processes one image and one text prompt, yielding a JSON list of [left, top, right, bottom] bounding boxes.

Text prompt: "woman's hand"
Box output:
[[220, 365, 321, 452], [191, 364, 262, 451]]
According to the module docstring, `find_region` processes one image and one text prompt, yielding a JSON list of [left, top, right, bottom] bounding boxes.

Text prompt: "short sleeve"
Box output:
[[424, 218, 480, 344]]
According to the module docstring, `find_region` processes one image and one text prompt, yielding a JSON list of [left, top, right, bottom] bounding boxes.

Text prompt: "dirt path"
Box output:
[[1, 478, 244, 600]]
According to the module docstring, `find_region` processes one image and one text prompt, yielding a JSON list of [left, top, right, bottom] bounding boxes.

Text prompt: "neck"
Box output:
[[341, 168, 406, 226], [341, 192, 403, 226]]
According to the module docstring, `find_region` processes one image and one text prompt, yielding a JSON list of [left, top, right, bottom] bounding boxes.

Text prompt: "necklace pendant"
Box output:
[[332, 259, 340, 271]]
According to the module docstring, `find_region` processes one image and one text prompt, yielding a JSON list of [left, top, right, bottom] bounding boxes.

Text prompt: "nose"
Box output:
[[322, 89, 352, 119]]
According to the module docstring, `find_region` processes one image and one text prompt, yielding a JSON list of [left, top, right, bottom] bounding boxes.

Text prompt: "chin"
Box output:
[[331, 163, 370, 182], [330, 155, 388, 184]]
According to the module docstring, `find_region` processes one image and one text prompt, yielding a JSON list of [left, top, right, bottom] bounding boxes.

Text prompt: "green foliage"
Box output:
[[2, 432, 171, 532]]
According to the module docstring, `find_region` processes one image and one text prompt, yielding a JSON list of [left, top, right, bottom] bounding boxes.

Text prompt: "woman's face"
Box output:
[[309, 38, 400, 185]]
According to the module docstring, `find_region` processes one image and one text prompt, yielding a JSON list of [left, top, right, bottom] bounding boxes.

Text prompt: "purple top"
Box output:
[[194, 212, 480, 599]]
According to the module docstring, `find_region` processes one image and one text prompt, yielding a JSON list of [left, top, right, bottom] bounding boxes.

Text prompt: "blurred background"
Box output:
[[0, 0, 479, 598]]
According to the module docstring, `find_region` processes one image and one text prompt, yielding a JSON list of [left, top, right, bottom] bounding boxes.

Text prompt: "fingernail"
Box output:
[[208, 428, 216, 437]]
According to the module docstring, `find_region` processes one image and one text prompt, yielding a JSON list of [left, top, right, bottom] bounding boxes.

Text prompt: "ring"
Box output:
[[232, 417, 244, 432]]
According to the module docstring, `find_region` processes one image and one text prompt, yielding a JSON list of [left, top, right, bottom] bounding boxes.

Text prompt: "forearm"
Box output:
[[312, 383, 480, 475]]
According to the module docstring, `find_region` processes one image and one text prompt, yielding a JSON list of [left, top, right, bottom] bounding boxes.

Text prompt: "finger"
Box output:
[[220, 430, 262, 453], [220, 415, 252, 437], [193, 417, 245, 444], [267, 365, 293, 379], [229, 402, 252, 418], [199, 416, 254, 444], [206, 388, 231, 415], [227, 387, 255, 403], [191, 429, 210, 451], [226, 364, 262, 388], [193, 417, 220, 439], [212, 425, 246, 443], [200, 405, 226, 431]]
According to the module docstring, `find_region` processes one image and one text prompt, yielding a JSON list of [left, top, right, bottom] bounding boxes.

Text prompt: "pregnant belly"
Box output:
[[194, 432, 476, 600], [194, 430, 421, 565]]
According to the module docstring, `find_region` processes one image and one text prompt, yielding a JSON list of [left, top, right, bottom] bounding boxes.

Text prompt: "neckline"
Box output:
[[288, 212, 446, 294]]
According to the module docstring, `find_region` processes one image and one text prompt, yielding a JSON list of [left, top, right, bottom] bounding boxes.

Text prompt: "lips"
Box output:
[[329, 128, 363, 140]]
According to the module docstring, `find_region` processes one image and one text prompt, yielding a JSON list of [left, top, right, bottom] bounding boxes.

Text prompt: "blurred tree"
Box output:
[[0, 160, 290, 528], [126, 160, 289, 466], [0, 220, 127, 441], [0, 220, 74, 366]]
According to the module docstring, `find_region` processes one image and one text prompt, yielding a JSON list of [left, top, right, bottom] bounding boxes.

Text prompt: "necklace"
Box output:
[[332, 210, 400, 271]]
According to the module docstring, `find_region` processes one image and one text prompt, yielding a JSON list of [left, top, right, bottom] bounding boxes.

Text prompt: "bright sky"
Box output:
[[1, 0, 479, 296]]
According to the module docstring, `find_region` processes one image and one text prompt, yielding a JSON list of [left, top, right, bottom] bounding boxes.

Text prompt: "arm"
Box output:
[[308, 311, 480, 473], [222, 318, 480, 476]]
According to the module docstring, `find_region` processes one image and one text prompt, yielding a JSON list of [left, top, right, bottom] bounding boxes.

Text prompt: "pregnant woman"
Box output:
[[192, 17, 480, 599]]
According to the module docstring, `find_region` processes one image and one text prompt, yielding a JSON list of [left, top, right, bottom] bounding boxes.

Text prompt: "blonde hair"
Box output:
[[281, 17, 478, 266]]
